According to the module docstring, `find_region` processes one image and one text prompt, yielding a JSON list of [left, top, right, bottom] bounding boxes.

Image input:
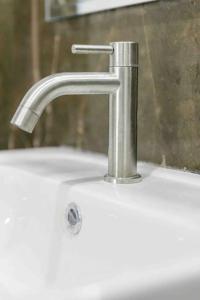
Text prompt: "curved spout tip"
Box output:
[[11, 106, 39, 133]]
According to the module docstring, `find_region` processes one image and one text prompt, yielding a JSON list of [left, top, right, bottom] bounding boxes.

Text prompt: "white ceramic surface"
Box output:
[[0, 147, 200, 300]]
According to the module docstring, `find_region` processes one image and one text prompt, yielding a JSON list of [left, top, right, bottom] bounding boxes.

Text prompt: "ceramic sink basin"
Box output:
[[0, 147, 200, 300]]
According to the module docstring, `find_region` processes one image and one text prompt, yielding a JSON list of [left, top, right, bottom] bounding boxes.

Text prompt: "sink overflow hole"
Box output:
[[65, 203, 82, 235]]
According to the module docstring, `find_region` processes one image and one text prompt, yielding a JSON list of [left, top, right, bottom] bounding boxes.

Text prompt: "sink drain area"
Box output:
[[65, 203, 82, 235]]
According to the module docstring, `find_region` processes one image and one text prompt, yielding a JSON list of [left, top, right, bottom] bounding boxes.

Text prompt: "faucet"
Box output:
[[11, 41, 141, 184]]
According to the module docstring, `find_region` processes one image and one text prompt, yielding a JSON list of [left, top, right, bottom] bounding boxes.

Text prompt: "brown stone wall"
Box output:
[[0, 0, 200, 171]]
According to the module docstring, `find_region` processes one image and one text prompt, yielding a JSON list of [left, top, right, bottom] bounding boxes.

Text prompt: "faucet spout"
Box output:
[[11, 72, 119, 133]]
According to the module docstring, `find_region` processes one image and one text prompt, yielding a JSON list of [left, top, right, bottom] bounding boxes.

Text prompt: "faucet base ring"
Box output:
[[104, 174, 142, 184]]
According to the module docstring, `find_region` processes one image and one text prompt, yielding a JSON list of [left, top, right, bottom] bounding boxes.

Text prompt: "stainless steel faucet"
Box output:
[[11, 41, 141, 184]]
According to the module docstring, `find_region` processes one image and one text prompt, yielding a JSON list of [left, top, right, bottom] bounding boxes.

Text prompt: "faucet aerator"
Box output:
[[11, 106, 39, 133]]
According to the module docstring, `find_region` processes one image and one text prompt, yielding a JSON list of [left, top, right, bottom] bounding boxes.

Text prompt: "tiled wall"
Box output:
[[0, 0, 200, 171]]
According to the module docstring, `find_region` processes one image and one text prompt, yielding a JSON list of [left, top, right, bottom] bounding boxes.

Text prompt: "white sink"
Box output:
[[0, 147, 200, 300]]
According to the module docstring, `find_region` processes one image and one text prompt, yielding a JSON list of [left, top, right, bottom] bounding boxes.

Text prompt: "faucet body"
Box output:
[[11, 41, 141, 184]]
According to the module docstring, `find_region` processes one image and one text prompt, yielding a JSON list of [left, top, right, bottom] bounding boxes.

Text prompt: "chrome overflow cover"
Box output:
[[65, 203, 82, 235]]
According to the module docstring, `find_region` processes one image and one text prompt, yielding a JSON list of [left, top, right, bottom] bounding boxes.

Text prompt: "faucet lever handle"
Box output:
[[71, 44, 113, 55]]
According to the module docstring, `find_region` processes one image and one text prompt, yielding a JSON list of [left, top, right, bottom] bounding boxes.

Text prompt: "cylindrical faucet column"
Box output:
[[104, 42, 141, 184]]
